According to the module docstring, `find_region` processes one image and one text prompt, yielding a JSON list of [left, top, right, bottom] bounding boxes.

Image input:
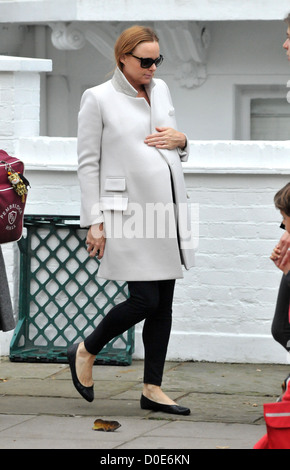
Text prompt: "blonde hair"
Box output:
[[274, 183, 290, 216], [284, 13, 290, 25], [114, 25, 159, 70]]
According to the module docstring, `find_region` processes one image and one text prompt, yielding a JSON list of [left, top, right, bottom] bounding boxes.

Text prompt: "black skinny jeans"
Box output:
[[84, 279, 176, 386], [272, 273, 290, 352]]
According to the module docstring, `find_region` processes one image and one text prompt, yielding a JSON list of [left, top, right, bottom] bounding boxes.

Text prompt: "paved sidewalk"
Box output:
[[0, 357, 289, 450]]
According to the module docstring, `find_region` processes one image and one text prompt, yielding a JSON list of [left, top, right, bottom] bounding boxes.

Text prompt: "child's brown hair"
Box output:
[[274, 183, 290, 216]]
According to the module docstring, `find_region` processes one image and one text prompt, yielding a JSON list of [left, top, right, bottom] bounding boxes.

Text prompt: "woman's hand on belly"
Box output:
[[144, 127, 186, 150], [86, 223, 106, 259]]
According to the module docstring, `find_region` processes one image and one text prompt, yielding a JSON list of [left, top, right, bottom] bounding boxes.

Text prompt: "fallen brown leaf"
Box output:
[[92, 419, 121, 432]]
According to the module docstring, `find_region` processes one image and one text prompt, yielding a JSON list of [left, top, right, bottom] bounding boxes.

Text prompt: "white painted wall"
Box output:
[[0, 0, 289, 22], [38, 19, 288, 141]]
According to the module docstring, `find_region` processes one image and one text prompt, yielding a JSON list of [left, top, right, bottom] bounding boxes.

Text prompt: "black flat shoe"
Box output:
[[67, 343, 94, 402], [140, 394, 190, 416]]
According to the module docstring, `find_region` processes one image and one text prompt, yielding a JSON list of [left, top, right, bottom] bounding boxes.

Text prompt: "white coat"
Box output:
[[77, 67, 195, 281]]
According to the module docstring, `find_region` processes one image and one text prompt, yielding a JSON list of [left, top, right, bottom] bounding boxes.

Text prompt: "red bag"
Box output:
[[263, 401, 290, 449], [0, 150, 29, 244], [254, 376, 290, 449]]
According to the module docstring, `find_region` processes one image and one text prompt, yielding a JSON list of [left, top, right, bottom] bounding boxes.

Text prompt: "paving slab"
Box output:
[[0, 415, 166, 450], [0, 414, 265, 450], [116, 421, 265, 450]]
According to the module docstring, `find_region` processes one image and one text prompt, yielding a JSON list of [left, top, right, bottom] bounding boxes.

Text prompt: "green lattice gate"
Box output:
[[10, 215, 134, 365]]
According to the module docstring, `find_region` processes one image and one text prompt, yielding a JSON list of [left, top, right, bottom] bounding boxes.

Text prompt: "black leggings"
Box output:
[[84, 279, 176, 386], [272, 273, 290, 352]]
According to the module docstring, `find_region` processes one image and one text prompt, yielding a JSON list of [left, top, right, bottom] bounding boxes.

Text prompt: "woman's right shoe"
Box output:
[[140, 394, 191, 415], [67, 343, 94, 403]]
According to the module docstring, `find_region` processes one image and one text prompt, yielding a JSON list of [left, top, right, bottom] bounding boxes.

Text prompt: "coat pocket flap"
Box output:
[[104, 177, 126, 192], [100, 196, 128, 211]]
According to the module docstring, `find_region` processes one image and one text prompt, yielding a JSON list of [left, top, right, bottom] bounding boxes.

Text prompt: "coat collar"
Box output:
[[111, 67, 156, 98]]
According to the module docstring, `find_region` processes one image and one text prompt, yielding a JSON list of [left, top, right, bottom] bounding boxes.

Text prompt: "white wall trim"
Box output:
[[133, 330, 290, 364], [0, 0, 289, 22]]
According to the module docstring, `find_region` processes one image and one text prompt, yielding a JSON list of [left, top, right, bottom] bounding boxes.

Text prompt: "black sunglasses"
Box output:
[[128, 53, 164, 68]]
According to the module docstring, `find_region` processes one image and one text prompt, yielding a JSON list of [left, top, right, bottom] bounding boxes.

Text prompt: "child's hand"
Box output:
[[270, 244, 282, 267], [279, 249, 290, 275], [270, 232, 290, 272]]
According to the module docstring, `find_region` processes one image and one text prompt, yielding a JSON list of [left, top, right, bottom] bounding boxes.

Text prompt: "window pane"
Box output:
[[251, 98, 290, 140]]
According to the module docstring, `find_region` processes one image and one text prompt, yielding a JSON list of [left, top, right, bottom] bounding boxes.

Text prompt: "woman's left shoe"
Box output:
[[67, 343, 94, 402], [140, 394, 190, 415]]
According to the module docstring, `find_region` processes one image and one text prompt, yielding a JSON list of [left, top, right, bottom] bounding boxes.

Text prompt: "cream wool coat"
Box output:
[[77, 67, 195, 281]]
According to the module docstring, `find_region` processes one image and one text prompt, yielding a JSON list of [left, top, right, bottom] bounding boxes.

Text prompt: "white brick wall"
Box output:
[[166, 171, 289, 363], [162, 142, 290, 364]]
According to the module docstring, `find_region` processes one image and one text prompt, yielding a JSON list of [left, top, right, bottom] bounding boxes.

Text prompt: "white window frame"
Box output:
[[234, 84, 288, 140]]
